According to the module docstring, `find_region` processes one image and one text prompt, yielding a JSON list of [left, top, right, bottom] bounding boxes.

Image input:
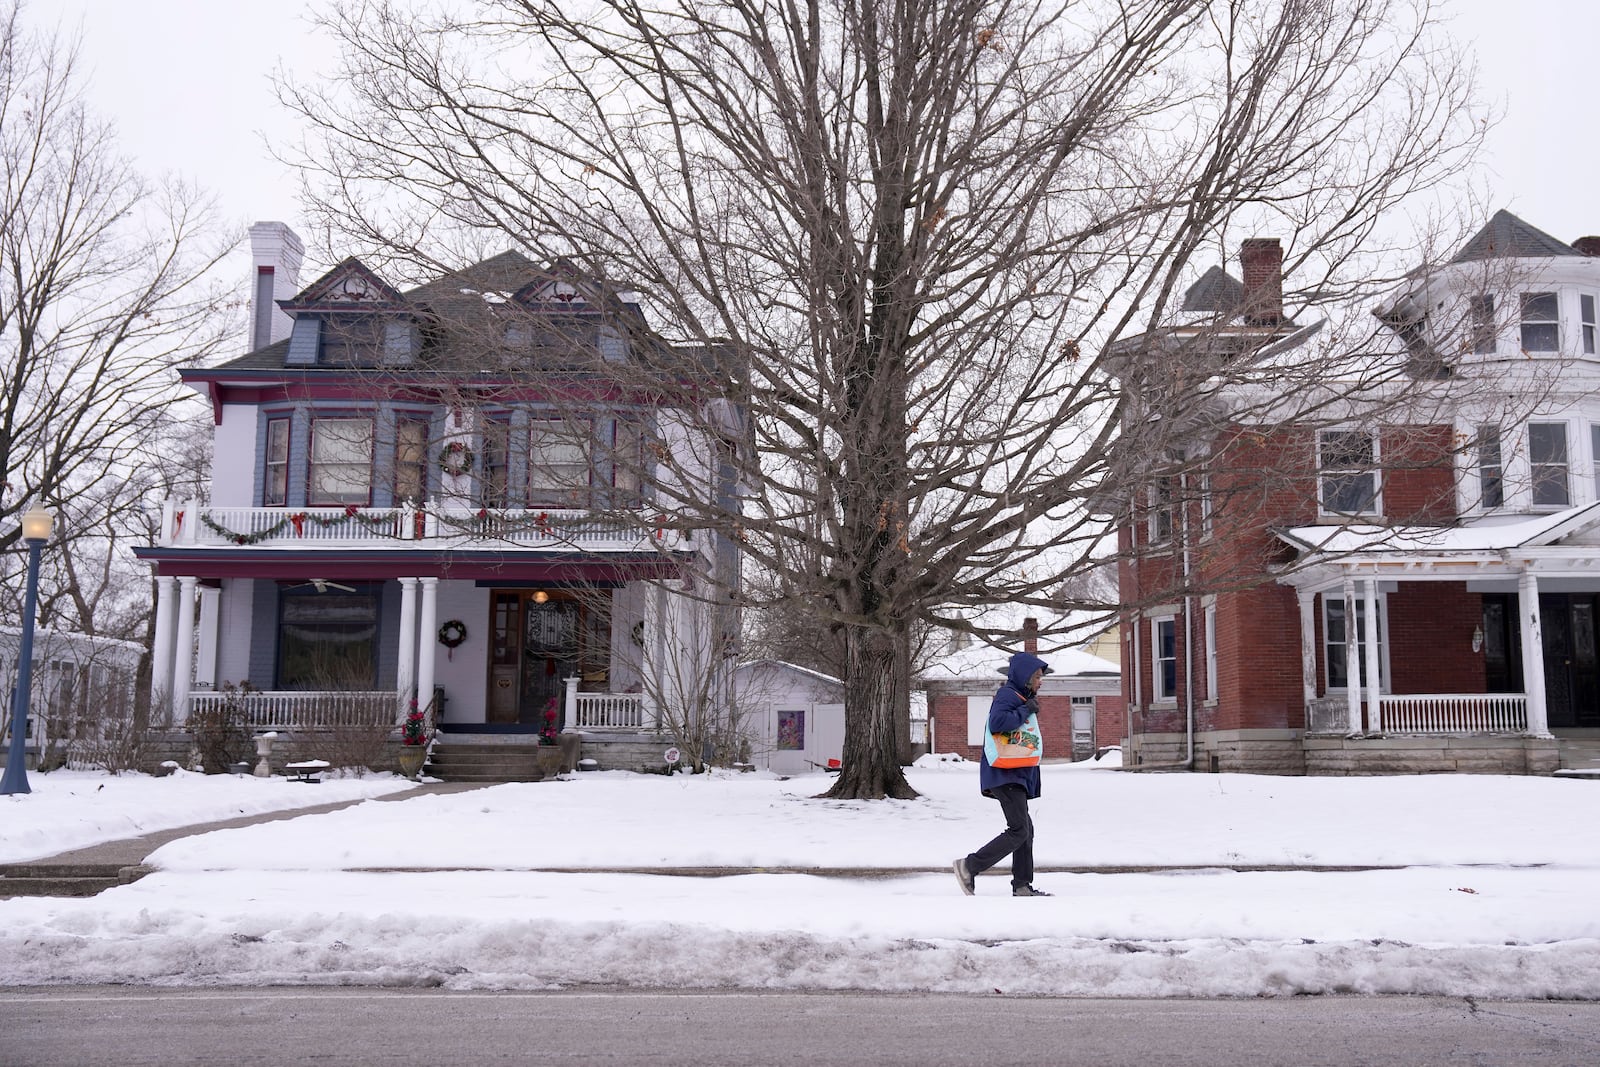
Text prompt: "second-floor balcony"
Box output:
[[158, 501, 679, 553]]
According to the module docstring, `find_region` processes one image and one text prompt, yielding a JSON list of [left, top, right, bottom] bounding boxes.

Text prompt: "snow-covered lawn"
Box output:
[[2, 757, 1598, 998]]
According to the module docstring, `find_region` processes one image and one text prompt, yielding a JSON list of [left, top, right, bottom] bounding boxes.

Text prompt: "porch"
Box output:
[[185, 682, 652, 734], [1304, 693, 1529, 736]]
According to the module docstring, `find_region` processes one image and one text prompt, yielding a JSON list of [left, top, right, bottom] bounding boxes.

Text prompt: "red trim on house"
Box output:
[[132, 547, 689, 583]]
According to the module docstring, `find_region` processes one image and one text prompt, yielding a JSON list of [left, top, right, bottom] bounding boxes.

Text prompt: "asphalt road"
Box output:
[[2, 987, 1597, 1066]]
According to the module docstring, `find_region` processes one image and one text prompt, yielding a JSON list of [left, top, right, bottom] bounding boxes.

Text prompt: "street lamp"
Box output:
[[1, 505, 55, 795]]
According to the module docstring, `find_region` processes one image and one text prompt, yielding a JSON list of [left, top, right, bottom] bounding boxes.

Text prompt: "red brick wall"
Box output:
[[929, 689, 1119, 760], [1383, 582, 1486, 694]]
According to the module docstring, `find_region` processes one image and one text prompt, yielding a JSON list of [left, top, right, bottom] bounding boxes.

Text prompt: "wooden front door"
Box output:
[[487, 591, 610, 729]]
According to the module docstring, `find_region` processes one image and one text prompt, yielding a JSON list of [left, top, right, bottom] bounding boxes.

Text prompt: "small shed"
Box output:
[[732, 659, 845, 775]]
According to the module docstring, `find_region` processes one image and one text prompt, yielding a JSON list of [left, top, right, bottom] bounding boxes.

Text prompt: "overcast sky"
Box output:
[[49, 1, 1595, 270]]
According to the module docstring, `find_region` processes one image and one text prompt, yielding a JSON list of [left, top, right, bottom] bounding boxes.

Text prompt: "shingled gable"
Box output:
[[1450, 209, 1579, 263], [279, 257, 409, 312]]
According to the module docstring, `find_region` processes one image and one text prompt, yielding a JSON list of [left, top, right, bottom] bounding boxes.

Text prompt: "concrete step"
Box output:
[[1557, 739, 1600, 770], [426, 743, 564, 783], [0, 862, 151, 898]]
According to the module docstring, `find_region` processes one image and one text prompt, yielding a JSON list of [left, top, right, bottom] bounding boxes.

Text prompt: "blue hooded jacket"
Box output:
[[979, 651, 1050, 798]]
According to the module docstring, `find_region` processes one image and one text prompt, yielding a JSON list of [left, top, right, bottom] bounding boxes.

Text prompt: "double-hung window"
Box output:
[[307, 417, 373, 506], [1529, 422, 1570, 508], [480, 419, 512, 508], [394, 417, 429, 504], [1318, 430, 1378, 516], [1468, 294, 1497, 354], [528, 419, 590, 506], [1520, 292, 1560, 352], [1476, 426, 1504, 509], [1203, 599, 1218, 702], [1584, 295, 1598, 356], [1148, 476, 1174, 546], [1151, 616, 1177, 702], [1324, 596, 1386, 690], [263, 417, 290, 506]]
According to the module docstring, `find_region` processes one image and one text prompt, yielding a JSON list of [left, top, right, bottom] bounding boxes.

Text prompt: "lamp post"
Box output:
[[1, 505, 55, 795]]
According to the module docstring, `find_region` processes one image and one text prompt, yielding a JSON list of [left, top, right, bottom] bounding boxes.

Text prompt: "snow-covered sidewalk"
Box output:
[[2, 759, 1598, 997]]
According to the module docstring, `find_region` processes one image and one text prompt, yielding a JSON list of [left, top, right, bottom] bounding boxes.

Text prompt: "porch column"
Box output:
[[1342, 576, 1361, 735], [1363, 579, 1382, 735], [1297, 589, 1317, 709], [416, 577, 439, 721], [172, 576, 198, 723], [396, 578, 418, 715], [564, 675, 580, 731], [194, 584, 220, 689], [1518, 569, 1552, 737], [150, 576, 177, 719]]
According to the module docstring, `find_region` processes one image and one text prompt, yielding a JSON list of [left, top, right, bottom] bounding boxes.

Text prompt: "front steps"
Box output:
[[0, 862, 151, 899], [425, 739, 567, 783], [1556, 732, 1600, 772]]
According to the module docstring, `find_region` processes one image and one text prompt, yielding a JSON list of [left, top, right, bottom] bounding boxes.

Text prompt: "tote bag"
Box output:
[[983, 710, 1042, 768]]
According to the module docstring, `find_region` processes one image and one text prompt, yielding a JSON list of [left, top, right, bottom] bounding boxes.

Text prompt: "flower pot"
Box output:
[[397, 745, 426, 780]]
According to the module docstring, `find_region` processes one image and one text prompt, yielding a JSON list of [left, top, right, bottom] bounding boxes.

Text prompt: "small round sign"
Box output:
[[663, 746, 681, 765]]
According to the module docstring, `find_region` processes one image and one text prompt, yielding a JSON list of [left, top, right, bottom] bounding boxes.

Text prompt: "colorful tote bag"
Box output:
[[984, 710, 1043, 768]]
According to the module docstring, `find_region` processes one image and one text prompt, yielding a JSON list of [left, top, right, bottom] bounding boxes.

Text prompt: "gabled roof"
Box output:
[[1181, 265, 1245, 313], [280, 258, 409, 312], [1450, 209, 1577, 263]]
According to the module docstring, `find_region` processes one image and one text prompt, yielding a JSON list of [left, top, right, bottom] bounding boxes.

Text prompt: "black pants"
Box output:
[[965, 783, 1034, 888]]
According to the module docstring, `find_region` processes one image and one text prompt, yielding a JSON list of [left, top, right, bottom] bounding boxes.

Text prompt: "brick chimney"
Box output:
[[1022, 617, 1038, 653], [1239, 238, 1284, 326], [1575, 236, 1600, 257], [248, 222, 305, 351]]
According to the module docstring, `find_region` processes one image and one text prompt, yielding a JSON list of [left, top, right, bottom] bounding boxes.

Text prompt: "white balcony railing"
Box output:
[[187, 690, 399, 731], [168, 502, 670, 552], [1379, 693, 1528, 735]]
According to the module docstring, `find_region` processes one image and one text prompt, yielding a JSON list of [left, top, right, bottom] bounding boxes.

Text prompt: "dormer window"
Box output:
[[319, 314, 386, 365], [1520, 293, 1560, 352]]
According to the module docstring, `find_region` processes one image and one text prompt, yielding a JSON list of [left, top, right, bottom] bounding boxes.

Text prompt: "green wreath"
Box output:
[[438, 619, 468, 648], [439, 441, 474, 476]]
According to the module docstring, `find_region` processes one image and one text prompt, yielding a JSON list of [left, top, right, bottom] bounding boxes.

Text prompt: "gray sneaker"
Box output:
[[1012, 885, 1052, 897], [952, 858, 975, 896]]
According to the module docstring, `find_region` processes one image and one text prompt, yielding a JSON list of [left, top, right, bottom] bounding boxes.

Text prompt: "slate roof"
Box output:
[[1450, 209, 1577, 263]]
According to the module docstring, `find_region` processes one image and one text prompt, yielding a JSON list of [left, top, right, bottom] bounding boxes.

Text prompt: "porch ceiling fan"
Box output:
[[287, 578, 358, 594]]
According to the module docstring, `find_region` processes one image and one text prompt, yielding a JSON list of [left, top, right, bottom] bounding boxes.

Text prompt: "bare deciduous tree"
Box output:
[[284, 0, 1483, 798], [0, 1, 236, 638]]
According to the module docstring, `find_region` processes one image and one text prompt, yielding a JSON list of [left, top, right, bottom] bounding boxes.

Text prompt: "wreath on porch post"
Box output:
[[438, 619, 468, 660], [439, 441, 474, 476]]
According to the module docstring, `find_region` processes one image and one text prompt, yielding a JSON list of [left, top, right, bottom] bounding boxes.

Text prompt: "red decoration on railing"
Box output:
[[414, 508, 426, 538], [290, 513, 306, 536], [344, 503, 360, 517], [174, 510, 184, 534]]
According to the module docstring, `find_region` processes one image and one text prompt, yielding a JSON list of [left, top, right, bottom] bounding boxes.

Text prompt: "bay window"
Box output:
[[394, 417, 429, 504], [263, 417, 290, 506], [1520, 292, 1559, 352]]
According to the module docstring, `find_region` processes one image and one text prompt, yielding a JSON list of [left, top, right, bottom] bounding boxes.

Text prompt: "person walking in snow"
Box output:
[[953, 650, 1052, 897]]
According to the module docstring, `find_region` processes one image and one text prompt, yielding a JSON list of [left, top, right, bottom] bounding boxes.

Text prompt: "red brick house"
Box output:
[[923, 618, 1122, 763], [1114, 214, 1600, 775]]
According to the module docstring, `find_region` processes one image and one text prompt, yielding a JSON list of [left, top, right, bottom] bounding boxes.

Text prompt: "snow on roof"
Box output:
[[1276, 501, 1600, 556], [918, 640, 1119, 683], [733, 659, 843, 687]]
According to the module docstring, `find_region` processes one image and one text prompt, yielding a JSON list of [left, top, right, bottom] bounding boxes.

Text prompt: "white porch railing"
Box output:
[[1379, 694, 1528, 735], [187, 690, 399, 730], [173, 504, 665, 551], [572, 692, 647, 730]]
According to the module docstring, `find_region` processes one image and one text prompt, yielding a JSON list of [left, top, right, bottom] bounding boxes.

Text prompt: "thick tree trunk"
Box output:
[[821, 626, 917, 799]]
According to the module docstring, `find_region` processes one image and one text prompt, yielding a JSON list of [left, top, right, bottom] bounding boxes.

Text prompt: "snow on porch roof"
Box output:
[[1275, 500, 1600, 557]]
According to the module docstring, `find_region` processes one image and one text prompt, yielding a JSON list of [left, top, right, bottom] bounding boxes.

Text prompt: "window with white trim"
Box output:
[[1203, 599, 1218, 702], [1151, 616, 1177, 702], [1520, 292, 1560, 352], [1148, 477, 1174, 546], [1477, 426, 1504, 509], [1318, 429, 1379, 516], [307, 417, 373, 506], [966, 695, 991, 747], [1584, 294, 1598, 356], [1529, 421, 1570, 508], [1199, 469, 1213, 540], [1324, 596, 1387, 690], [1468, 294, 1497, 355]]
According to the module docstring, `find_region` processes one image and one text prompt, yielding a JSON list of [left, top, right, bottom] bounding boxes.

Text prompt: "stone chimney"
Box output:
[[1022, 617, 1038, 654], [1239, 238, 1284, 326], [248, 222, 305, 351], [1574, 236, 1600, 257]]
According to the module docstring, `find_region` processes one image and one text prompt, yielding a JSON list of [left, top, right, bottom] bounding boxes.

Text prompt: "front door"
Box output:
[[1540, 593, 1600, 728], [487, 591, 610, 730]]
